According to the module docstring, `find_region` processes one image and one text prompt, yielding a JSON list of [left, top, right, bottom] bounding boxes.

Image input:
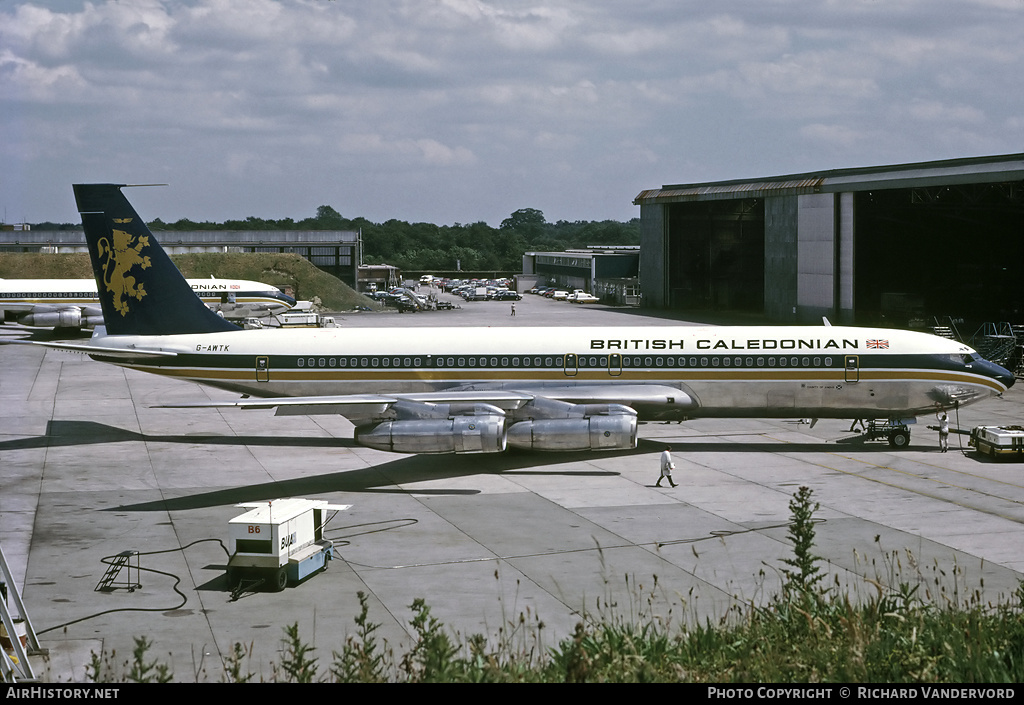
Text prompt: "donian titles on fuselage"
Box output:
[[590, 338, 863, 351]]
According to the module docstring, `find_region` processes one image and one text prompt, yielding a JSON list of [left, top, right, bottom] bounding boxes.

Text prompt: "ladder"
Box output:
[[94, 551, 142, 593], [931, 315, 963, 341], [1, 542, 45, 683], [970, 322, 1017, 368]]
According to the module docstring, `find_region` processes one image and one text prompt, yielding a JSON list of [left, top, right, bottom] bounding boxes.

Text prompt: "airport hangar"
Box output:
[[634, 153, 1024, 327]]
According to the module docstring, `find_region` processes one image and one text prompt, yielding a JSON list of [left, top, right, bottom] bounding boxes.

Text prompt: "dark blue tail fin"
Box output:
[[74, 184, 240, 336]]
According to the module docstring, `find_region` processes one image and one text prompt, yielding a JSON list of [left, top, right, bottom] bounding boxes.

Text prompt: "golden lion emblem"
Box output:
[[97, 219, 152, 316]]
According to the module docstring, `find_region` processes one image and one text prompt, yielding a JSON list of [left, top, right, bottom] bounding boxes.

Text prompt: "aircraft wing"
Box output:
[[0, 302, 50, 313], [155, 390, 536, 418], [0, 339, 178, 360], [155, 384, 692, 453], [154, 384, 694, 420]]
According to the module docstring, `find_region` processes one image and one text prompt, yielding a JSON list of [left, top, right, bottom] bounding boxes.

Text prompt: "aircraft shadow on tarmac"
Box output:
[[4, 420, 914, 513]]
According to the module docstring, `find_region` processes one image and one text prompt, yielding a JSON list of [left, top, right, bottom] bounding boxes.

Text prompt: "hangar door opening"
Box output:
[[665, 199, 765, 314], [854, 182, 1024, 327]]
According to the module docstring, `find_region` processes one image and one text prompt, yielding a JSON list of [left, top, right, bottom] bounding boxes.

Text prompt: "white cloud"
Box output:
[[2, 0, 1023, 225]]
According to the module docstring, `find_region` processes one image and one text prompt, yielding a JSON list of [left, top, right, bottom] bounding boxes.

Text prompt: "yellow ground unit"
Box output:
[[969, 425, 1024, 460]]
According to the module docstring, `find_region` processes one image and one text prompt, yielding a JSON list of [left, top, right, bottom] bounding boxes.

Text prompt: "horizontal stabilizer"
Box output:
[[1, 339, 178, 359]]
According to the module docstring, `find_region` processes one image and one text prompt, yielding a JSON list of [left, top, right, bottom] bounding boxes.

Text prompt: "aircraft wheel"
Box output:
[[889, 429, 910, 449]]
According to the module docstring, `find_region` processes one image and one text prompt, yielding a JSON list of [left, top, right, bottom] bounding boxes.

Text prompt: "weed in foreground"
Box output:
[[78, 486, 1024, 682]]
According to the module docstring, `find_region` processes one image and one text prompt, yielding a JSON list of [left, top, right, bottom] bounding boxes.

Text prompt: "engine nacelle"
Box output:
[[20, 309, 81, 328], [506, 414, 638, 452], [18, 308, 104, 329], [355, 416, 507, 454]]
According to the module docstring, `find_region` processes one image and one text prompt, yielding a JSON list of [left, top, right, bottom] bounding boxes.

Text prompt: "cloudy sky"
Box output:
[[2, 0, 1022, 227]]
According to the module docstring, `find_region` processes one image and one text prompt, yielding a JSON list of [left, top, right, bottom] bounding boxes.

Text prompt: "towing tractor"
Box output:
[[226, 498, 351, 592]]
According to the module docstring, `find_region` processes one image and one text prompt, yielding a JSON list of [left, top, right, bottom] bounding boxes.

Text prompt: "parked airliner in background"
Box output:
[[0, 276, 295, 329], [2, 184, 1014, 455]]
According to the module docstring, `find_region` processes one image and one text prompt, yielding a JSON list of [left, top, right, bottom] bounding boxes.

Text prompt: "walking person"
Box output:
[[656, 446, 677, 487], [510, 302, 516, 316], [937, 410, 950, 452]]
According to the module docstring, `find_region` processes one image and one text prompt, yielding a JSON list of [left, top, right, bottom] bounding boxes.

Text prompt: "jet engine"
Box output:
[[19, 308, 103, 329], [506, 399, 639, 451], [353, 400, 507, 454]]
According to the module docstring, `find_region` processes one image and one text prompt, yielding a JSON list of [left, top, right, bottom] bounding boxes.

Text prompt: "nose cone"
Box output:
[[980, 359, 1015, 389]]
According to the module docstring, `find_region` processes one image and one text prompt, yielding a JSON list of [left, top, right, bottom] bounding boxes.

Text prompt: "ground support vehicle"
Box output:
[[969, 425, 1024, 460], [226, 498, 351, 594], [860, 419, 914, 448]]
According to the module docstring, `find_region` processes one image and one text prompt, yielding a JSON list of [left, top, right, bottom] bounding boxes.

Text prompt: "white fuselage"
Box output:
[[0, 278, 294, 326], [0, 278, 294, 313], [90, 325, 1008, 420]]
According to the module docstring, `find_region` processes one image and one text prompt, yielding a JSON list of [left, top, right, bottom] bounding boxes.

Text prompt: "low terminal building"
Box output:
[[357, 264, 402, 293], [522, 247, 639, 305], [0, 229, 362, 289], [634, 153, 1024, 326]]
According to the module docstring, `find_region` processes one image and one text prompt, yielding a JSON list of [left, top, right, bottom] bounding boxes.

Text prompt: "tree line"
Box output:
[[31, 207, 640, 272]]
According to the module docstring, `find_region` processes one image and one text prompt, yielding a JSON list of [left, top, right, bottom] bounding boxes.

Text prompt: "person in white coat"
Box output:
[[657, 446, 677, 487]]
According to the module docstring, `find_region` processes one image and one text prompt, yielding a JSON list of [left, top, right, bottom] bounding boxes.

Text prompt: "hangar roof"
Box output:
[[634, 153, 1024, 205]]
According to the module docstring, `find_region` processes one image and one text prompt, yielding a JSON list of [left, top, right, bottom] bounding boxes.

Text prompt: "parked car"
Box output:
[[494, 290, 522, 301], [568, 292, 600, 304], [551, 290, 569, 300]]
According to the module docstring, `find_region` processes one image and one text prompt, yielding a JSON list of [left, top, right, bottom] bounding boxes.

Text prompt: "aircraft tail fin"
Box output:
[[73, 184, 239, 336]]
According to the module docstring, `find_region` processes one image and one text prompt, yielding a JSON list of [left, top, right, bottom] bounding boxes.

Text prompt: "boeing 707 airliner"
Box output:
[[0, 276, 295, 329], [3, 184, 1013, 454]]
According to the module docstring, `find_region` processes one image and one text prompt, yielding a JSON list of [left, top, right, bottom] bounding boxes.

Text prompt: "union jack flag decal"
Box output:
[[866, 339, 889, 349]]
